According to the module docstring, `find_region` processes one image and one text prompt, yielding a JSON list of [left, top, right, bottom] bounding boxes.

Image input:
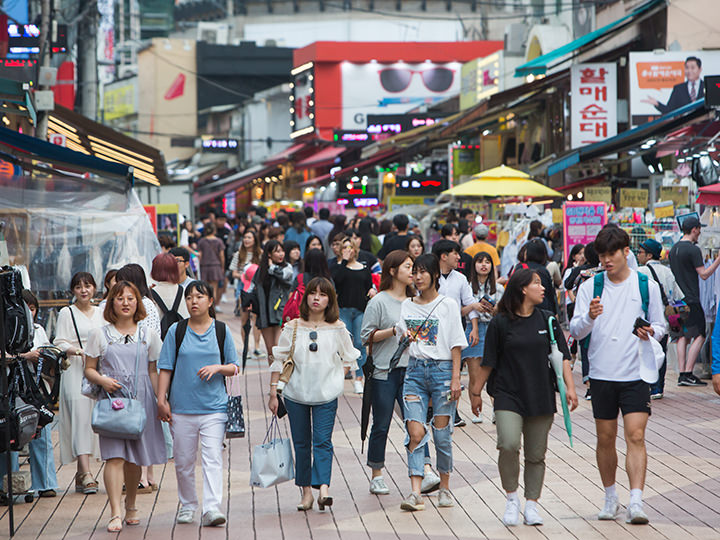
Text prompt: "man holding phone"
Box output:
[[570, 226, 666, 525]]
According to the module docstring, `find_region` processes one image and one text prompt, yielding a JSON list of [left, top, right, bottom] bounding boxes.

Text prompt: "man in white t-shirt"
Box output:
[[570, 226, 666, 526]]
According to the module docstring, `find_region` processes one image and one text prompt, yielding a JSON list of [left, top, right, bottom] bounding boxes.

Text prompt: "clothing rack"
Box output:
[[0, 292, 16, 537]]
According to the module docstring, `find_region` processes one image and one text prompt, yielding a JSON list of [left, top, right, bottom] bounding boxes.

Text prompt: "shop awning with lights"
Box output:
[[47, 105, 167, 186], [547, 100, 710, 177], [264, 142, 310, 167], [295, 146, 346, 170], [193, 163, 279, 206], [0, 124, 131, 183], [298, 150, 399, 188], [514, 0, 665, 77]]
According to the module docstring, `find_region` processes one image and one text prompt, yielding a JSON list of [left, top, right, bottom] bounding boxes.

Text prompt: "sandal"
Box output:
[[107, 515, 122, 533], [136, 482, 153, 494], [125, 507, 140, 526], [75, 472, 98, 495]]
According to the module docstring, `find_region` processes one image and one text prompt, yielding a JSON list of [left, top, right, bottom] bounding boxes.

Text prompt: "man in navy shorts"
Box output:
[[570, 226, 666, 525]]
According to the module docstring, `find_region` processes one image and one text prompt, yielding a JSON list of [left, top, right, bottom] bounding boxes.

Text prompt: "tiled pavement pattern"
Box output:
[[3, 309, 720, 539]]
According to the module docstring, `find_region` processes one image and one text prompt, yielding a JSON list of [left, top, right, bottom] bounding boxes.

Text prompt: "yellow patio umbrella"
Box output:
[[441, 164, 563, 198]]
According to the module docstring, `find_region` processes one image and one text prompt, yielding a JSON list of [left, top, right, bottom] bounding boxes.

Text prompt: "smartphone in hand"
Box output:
[[632, 317, 650, 336]]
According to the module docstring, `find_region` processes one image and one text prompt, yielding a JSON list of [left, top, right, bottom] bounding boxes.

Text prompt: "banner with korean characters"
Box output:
[[571, 63, 617, 149], [563, 202, 607, 266], [659, 186, 689, 208], [619, 188, 648, 209], [584, 186, 612, 206]]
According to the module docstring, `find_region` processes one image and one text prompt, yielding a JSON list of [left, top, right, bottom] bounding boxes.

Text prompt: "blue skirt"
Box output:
[[461, 321, 489, 359]]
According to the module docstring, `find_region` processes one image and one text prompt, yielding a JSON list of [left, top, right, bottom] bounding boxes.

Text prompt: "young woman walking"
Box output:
[[471, 268, 578, 526], [268, 277, 360, 511], [252, 240, 293, 363], [157, 281, 240, 527], [197, 223, 226, 308], [463, 252, 504, 423], [84, 281, 167, 532], [332, 236, 375, 394], [397, 254, 466, 512], [53, 272, 104, 494]]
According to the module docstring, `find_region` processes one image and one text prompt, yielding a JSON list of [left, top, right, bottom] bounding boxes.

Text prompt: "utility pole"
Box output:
[[35, 0, 52, 140], [77, 0, 98, 120]]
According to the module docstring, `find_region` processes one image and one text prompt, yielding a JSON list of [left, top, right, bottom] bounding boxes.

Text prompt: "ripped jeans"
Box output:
[[403, 357, 456, 477]]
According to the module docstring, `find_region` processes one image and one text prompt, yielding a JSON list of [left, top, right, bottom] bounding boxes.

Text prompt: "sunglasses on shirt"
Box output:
[[309, 330, 318, 352]]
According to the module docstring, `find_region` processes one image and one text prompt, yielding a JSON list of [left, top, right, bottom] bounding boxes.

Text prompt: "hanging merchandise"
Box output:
[[0, 267, 34, 355]]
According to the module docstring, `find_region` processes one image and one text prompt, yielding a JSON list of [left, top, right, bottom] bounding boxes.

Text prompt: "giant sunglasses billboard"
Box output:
[[341, 61, 462, 130]]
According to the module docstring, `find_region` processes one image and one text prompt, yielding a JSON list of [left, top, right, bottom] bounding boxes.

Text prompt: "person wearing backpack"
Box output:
[[470, 268, 577, 526], [637, 239, 684, 399], [156, 281, 239, 527], [151, 253, 189, 338], [570, 226, 666, 525]]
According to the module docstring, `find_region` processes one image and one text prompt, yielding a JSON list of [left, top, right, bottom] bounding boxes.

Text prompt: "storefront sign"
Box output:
[[144, 204, 180, 242], [389, 196, 434, 210], [629, 51, 720, 126], [584, 186, 612, 206], [654, 201, 674, 219], [619, 188, 648, 208], [103, 78, 138, 121], [451, 146, 481, 186], [460, 53, 501, 110], [395, 175, 447, 196], [366, 113, 445, 136], [563, 202, 607, 265], [291, 63, 315, 138], [659, 186, 689, 208], [571, 63, 617, 148], [201, 138, 239, 152]]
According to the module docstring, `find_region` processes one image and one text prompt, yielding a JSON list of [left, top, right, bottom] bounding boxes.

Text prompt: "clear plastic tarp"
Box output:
[[0, 175, 160, 299]]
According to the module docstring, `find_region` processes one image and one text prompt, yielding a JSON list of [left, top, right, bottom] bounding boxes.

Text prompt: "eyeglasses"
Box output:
[[309, 330, 318, 352], [378, 67, 455, 93]]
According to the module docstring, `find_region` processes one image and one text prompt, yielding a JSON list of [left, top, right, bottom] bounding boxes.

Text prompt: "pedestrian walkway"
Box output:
[[3, 310, 720, 539]]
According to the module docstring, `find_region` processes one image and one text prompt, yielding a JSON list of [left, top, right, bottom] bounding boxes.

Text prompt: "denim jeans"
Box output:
[[285, 397, 338, 488], [0, 425, 58, 493], [403, 357, 456, 477], [339, 307, 367, 377]]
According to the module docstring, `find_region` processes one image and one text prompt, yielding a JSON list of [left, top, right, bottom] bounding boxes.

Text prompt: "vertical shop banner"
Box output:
[[629, 51, 720, 126], [563, 202, 607, 265], [571, 63, 617, 149]]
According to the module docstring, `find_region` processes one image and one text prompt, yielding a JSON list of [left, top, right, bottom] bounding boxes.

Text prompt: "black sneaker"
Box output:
[[454, 412, 466, 428], [685, 374, 708, 387], [678, 374, 691, 386], [584, 388, 592, 400]]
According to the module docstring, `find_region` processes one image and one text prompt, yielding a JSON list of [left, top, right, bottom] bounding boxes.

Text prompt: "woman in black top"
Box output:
[[331, 236, 375, 394], [471, 268, 577, 527]]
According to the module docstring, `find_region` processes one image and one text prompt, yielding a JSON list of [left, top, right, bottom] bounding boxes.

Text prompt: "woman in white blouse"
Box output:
[[53, 272, 104, 494], [268, 277, 359, 512]]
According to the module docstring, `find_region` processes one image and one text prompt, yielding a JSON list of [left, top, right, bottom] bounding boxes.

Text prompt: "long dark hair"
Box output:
[[358, 218, 374, 252], [256, 240, 285, 290], [115, 264, 151, 298], [565, 244, 584, 273], [237, 229, 262, 267], [185, 280, 216, 318], [303, 248, 331, 281], [470, 251, 497, 296], [379, 250, 413, 297], [497, 268, 538, 320], [304, 235, 324, 254], [524, 238, 548, 265]]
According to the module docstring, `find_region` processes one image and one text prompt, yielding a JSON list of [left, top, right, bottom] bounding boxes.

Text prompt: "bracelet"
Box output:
[[471, 392, 483, 397], [392, 327, 397, 336], [270, 383, 278, 386]]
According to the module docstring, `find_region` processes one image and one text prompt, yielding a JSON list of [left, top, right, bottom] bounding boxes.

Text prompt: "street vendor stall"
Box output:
[[0, 174, 160, 337]]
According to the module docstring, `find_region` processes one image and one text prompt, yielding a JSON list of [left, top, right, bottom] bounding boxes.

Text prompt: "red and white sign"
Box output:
[[48, 133, 66, 147], [571, 63, 616, 148]]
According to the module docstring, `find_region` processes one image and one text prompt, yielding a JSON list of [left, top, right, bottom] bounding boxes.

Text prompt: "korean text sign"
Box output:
[[571, 63, 617, 148], [563, 202, 608, 264]]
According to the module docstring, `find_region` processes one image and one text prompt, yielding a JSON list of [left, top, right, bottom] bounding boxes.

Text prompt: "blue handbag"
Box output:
[[91, 330, 147, 440]]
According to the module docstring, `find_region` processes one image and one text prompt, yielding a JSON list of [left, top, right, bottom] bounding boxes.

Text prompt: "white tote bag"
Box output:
[[250, 416, 294, 488]]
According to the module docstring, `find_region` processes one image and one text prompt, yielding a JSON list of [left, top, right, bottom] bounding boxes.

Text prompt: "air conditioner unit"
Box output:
[[504, 23, 527, 55], [197, 22, 229, 45]]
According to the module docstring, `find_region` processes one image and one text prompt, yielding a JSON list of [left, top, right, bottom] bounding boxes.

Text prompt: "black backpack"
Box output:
[[0, 266, 34, 354], [151, 286, 185, 340]]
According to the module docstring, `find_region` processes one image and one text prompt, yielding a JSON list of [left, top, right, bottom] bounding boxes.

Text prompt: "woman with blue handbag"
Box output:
[[84, 281, 166, 533]]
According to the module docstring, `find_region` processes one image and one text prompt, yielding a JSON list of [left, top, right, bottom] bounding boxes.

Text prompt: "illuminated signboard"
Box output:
[[333, 130, 391, 147], [336, 197, 380, 208], [290, 62, 315, 139], [395, 175, 447, 196], [201, 138, 239, 152], [366, 113, 445, 135], [0, 58, 37, 83], [8, 24, 68, 54]]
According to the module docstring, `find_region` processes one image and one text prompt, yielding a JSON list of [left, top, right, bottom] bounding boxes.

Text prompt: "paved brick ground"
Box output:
[[3, 308, 720, 539]]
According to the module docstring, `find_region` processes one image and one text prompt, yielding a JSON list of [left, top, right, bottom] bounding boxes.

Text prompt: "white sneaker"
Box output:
[[524, 504, 543, 525], [471, 414, 483, 424], [420, 470, 441, 494], [625, 503, 649, 524], [437, 488, 454, 507], [598, 496, 619, 520], [176, 508, 194, 524], [491, 412, 496, 424], [353, 380, 364, 394], [369, 476, 390, 495], [201, 510, 226, 527], [503, 497, 522, 526]]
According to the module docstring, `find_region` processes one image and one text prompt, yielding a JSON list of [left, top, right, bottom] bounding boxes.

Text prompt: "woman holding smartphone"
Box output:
[[397, 254, 467, 512], [463, 252, 504, 423], [268, 277, 359, 512], [471, 268, 578, 526]]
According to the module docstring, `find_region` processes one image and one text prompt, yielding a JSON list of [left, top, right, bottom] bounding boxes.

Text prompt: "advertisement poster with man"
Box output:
[[629, 51, 720, 126]]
